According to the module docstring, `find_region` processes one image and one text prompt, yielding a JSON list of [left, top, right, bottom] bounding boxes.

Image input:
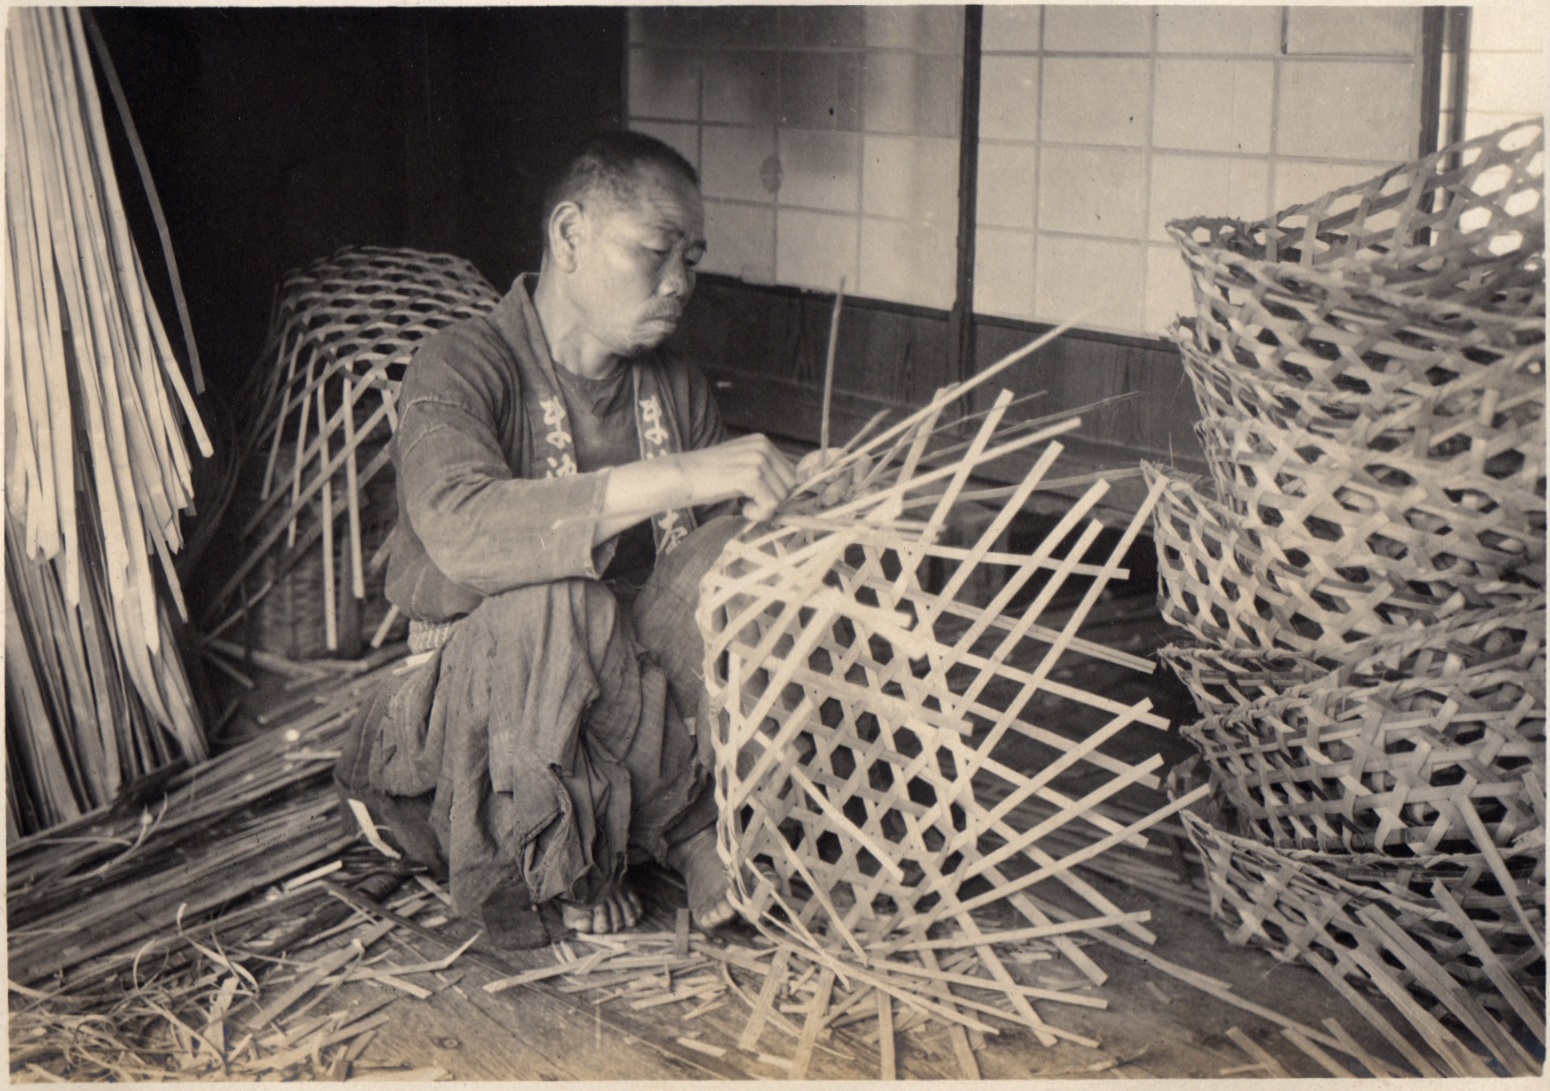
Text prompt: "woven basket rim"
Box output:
[[1165, 118, 1545, 307], [1181, 809, 1546, 884]]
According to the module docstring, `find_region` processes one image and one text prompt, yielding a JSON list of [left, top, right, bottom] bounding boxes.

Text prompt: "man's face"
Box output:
[[569, 165, 707, 358]]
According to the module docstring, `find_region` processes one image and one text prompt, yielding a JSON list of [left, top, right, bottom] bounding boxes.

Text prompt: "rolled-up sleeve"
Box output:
[[394, 337, 614, 593]]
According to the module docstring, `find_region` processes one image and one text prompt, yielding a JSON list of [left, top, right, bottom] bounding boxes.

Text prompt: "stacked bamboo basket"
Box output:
[[5, 8, 212, 836], [1148, 119, 1546, 1076], [198, 247, 500, 666], [698, 326, 1213, 1054]]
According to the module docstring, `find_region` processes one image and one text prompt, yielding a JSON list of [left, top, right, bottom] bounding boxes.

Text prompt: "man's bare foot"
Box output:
[[560, 882, 642, 934], [667, 828, 738, 930]]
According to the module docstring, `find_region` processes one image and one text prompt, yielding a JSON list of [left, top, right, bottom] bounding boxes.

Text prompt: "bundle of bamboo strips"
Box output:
[[8, 648, 417, 1079], [7, 647, 406, 985], [5, 7, 213, 836]]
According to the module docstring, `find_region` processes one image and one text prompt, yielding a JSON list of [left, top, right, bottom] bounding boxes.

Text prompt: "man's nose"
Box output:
[[659, 256, 692, 296]]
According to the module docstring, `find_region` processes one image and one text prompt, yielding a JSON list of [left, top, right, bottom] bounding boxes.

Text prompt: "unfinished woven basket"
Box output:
[[1183, 809, 1545, 1076], [1169, 119, 1545, 401], [697, 375, 1205, 991], [1158, 597, 1547, 716], [1185, 662, 1546, 855], [209, 247, 500, 657], [1145, 463, 1526, 658]]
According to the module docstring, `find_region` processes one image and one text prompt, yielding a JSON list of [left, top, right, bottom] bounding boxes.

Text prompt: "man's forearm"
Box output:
[[595, 458, 697, 543]]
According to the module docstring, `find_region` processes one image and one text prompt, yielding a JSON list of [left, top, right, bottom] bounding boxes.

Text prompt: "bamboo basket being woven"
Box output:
[[1158, 598, 1546, 716], [1168, 119, 1545, 401], [206, 247, 500, 659], [695, 339, 1208, 1018], [1183, 809, 1545, 1076], [1184, 662, 1545, 855]]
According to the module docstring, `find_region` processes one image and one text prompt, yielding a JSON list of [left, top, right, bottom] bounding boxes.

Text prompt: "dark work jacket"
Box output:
[[383, 275, 726, 622]]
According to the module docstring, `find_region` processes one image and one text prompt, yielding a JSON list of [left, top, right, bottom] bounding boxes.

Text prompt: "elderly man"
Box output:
[[337, 131, 798, 935]]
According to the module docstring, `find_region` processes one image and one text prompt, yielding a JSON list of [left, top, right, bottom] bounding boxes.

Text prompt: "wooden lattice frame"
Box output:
[[697, 337, 1210, 1042], [1158, 598, 1547, 716], [1185, 662, 1546, 855], [203, 247, 500, 655], [1168, 120, 1544, 401], [1183, 810, 1545, 1077], [1144, 463, 1530, 658]]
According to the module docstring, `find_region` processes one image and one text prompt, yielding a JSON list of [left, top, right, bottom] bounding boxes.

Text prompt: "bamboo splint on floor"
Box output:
[[695, 331, 1213, 1057], [6, 647, 442, 1081], [7, 648, 410, 987]]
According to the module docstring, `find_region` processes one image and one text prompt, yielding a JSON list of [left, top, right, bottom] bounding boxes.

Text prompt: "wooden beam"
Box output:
[[948, 5, 984, 387]]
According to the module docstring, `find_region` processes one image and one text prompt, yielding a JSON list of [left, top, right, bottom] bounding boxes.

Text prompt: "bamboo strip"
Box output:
[[6, 9, 209, 834], [789, 968, 834, 1079]]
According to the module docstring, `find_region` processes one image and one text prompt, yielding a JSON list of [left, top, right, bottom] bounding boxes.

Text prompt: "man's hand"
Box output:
[[676, 434, 799, 522], [598, 434, 797, 541]]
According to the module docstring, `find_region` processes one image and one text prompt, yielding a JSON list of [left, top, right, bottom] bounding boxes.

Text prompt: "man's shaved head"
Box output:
[[541, 130, 699, 247]]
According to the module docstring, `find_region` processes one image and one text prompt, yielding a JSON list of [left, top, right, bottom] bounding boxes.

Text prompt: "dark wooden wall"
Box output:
[[673, 277, 1208, 519], [92, 7, 626, 396]]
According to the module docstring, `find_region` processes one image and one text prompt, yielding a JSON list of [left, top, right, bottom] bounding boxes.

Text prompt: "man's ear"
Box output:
[[548, 201, 587, 273]]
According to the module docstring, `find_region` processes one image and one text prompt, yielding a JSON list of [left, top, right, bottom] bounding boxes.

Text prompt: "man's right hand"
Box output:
[[676, 434, 798, 522], [597, 433, 798, 542]]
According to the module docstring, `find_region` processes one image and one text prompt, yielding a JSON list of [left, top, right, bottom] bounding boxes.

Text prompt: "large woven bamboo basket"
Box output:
[[1168, 119, 1545, 401], [1176, 324, 1545, 472], [1190, 392, 1546, 592], [1182, 809, 1545, 1075], [695, 387, 1202, 971], [211, 247, 500, 658], [1144, 463, 1525, 658], [1158, 598, 1547, 716], [227, 434, 399, 660], [1184, 663, 1546, 855]]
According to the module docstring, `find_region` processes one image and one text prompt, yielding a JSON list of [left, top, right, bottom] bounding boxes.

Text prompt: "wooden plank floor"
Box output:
[[280, 858, 1418, 1081], [264, 593, 1444, 1081]]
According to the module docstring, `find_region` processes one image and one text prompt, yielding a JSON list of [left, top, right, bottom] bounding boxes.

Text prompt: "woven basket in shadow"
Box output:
[[1144, 463, 1533, 659], [1189, 387, 1546, 593], [1184, 662, 1545, 856], [1157, 597, 1546, 716], [211, 247, 500, 659]]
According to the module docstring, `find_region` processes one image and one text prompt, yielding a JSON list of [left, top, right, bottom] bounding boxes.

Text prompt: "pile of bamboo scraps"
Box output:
[[7, 649, 416, 1080], [9, 861, 470, 1082], [5, 6, 213, 836], [1152, 118, 1546, 1077], [694, 328, 1213, 1058], [485, 924, 1114, 1079], [198, 246, 500, 664]]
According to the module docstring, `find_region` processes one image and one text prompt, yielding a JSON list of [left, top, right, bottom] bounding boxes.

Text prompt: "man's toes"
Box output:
[[561, 903, 592, 933], [698, 896, 736, 930]]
